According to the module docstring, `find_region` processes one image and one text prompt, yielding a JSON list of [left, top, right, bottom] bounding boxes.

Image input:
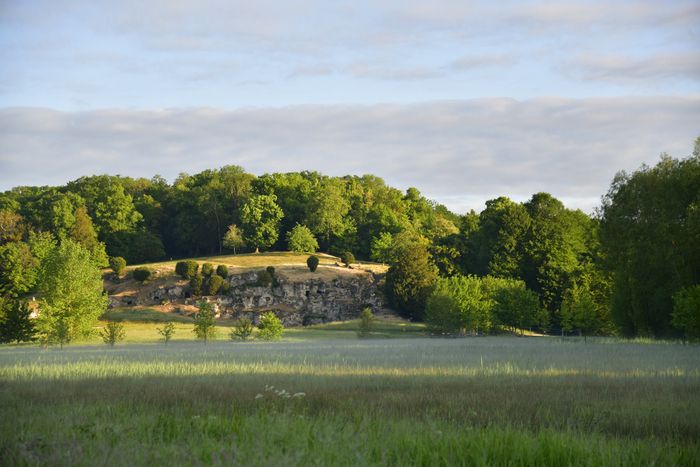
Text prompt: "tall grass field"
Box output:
[[1, 332, 699, 466]]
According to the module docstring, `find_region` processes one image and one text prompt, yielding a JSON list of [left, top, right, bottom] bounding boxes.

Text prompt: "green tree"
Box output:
[[600, 149, 700, 337], [157, 322, 176, 343], [340, 251, 355, 267], [0, 242, 39, 297], [385, 232, 437, 320], [193, 300, 217, 342], [370, 232, 394, 263], [560, 282, 599, 338], [357, 307, 375, 337], [36, 239, 108, 344], [306, 178, 352, 249], [0, 299, 36, 344], [671, 285, 700, 340], [257, 311, 283, 340], [230, 316, 254, 340], [491, 280, 545, 334], [101, 321, 125, 346], [190, 273, 204, 296], [241, 194, 284, 252], [223, 224, 245, 254], [70, 205, 99, 251], [286, 224, 319, 253]]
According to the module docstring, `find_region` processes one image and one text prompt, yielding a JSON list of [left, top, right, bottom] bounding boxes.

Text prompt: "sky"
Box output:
[[1, 0, 699, 214]]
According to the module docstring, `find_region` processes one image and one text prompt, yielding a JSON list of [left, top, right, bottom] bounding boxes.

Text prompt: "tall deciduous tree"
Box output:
[[0, 242, 39, 297], [600, 147, 700, 337], [286, 224, 318, 253], [36, 239, 108, 344], [385, 232, 437, 320], [241, 194, 283, 252], [223, 224, 245, 254]]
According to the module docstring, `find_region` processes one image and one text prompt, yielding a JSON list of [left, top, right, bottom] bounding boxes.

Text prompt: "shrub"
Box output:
[[340, 251, 355, 267], [101, 321, 125, 346], [230, 316, 254, 340], [357, 307, 375, 338], [307, 255, 319, 272], [207, 274, 225, 295], [220, 281, 231, 294], [257, 270, 273, 287], [108, 256, 126, 276], [157, 322, 175, 343], [190, 273, 204, 296], [132, 267, 153, 282], [175, 260, 199, 279], [266, 266, 275, 277], [216, 265, 228, 279], [257, 311, 283, 340], [201, 263, 214, 277], [286, 224, 319, 253], [193, 300, 217, 343]]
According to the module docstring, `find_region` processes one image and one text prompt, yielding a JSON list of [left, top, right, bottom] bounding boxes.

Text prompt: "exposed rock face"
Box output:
[[108, 268, 384, 327], [218, 271, 384, 326]]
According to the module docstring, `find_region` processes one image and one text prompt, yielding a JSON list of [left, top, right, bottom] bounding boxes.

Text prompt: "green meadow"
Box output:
[[1, 324, 699, 466]]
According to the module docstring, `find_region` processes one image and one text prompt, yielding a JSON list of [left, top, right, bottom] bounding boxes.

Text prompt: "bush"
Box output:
[[132, 267, 153, 283], [358, 307, 375, 338], [257, 270, 273, 287], [257, 311, 283, 340], [175, 260, 199, 279], [307, 255, 319, 272], [340, 251, 355, 267], [216, 265, 228, 279], [101, 322, 125, 346], [108, 256, 126, 276], [207, 274, 225, 295], [266, 266, 275, 277], [425, 292, 463, 335], [230, 316, 254, 340], [201, 263, 214, 277], [157, 322, 175, 343], [220, 281, 231, 294], [193, 300, 217, 343], [190, 273, 204, 296]]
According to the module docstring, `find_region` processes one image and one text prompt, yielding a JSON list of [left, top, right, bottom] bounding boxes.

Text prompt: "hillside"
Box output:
[[105, 252, 389, 326]]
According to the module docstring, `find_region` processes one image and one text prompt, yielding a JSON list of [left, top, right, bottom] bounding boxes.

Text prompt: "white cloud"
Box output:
[[566, 53, 700, 83], [1, 97, 698, 214]]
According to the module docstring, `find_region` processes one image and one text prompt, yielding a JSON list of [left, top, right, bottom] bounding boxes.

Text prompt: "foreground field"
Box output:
[[1, 336, 699, 466]]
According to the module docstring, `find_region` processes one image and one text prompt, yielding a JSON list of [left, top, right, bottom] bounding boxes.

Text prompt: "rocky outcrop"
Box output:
[[108, 268, 384, 327], [215, 270, 383, 326]]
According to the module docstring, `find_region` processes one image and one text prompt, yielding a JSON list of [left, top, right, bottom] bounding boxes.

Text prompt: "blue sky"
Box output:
[[1, 0, 699, 213]]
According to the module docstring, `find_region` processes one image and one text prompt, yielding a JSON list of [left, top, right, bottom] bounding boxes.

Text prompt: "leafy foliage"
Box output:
[[257, 311, 283, 340], [206, 274, 225, 295], [189, 273, 204, 296], [0, 298, 36, 344], [109, 256, 127, 276], [36, 239, 108, 344], [176, 260, 199, 279], [216, 264, 228, 279], [672, 285, 700, 340], [357, 307, 375, 337], [101, 321, 125, 346], [201, 263, 214, 277], [230, 316, 254, 340], [600, 151, 700, 336], [222, 224, 245, 254], [157, 322, 176, 343], [286, 224, 318, 253], [241, 194, 283, 252], [0, 242, 39, 297], [340, 251, 355, 267], [385, 232, 437, 320]]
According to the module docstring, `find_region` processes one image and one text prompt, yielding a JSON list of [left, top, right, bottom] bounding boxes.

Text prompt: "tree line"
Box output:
[[0, 138, 698, 341]]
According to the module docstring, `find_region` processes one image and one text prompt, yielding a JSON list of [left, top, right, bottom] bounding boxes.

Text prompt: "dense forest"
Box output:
[[1, 138, 698, 339]]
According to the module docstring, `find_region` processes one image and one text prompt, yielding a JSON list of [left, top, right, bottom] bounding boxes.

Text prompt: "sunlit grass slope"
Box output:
[[1, 336, 699, 465]]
